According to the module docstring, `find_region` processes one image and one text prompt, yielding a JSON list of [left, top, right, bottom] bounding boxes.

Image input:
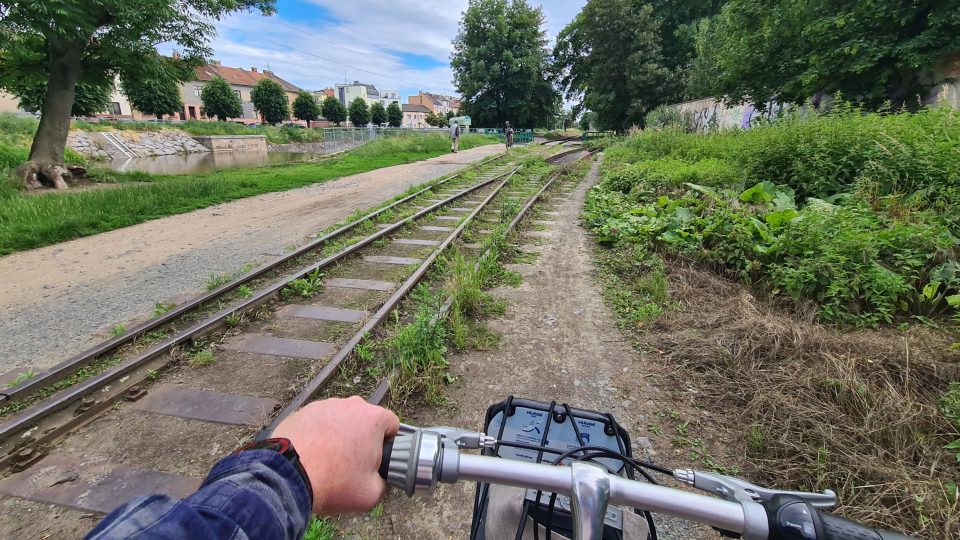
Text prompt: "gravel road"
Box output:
[[0, 145, 501, 377]]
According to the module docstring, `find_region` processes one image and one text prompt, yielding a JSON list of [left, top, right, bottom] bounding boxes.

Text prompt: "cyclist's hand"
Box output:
[[272, 396, 400, 515]]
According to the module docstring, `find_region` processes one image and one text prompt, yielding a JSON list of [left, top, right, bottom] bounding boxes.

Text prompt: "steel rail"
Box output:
[[257, 168, 521, 439], [0, 153, 507, 404], [0, 166, 517, 445], [367, 150, 598, 406]]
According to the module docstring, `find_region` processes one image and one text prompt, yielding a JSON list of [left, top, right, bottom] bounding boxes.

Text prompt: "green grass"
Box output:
[[586, 106, 960, 327], [0, 133, 496, 255], [303, 517, 337, 540]]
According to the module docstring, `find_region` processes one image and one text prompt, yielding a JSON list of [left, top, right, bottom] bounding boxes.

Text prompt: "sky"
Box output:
[[161, 0, 585, 99]]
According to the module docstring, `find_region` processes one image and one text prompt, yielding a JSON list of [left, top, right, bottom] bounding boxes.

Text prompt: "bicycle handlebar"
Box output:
[[379, 426, 919, 540]]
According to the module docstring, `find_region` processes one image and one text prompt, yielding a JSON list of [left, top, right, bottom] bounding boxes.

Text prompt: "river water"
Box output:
[[106, 151, 323, 175]]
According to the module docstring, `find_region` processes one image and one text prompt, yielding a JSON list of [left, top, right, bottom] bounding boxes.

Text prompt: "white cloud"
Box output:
[[165, 0, 585, 99]]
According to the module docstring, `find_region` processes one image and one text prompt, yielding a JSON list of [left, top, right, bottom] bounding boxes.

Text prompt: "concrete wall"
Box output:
[[193, 135, 268, 153]]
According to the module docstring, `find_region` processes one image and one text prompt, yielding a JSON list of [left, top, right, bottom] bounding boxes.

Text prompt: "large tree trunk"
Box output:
[[28, 44, 83, 165]]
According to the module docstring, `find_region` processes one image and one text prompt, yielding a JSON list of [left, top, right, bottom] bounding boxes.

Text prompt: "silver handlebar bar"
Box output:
[[382, 425, 839, 540]]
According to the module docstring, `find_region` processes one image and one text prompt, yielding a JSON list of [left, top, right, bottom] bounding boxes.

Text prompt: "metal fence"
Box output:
[[320, 127, 451, 154]]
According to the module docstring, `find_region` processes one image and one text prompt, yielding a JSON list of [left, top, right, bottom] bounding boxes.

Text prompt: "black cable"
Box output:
[[545, 492, 558, 540], [549, 445, 673, 478], [516, 501, 531, 540]]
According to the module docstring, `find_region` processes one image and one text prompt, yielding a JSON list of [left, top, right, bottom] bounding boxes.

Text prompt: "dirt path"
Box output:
[[0, 145, 501, 376], [342, 157, 713, 539]]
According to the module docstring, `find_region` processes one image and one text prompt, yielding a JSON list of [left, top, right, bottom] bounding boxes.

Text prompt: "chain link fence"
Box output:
[[320, 127, 451, 154]]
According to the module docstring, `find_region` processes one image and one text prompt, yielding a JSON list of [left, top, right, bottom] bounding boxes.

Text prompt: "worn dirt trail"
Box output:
[[342, 157, 711, 539], [0, 145, 501, 376]]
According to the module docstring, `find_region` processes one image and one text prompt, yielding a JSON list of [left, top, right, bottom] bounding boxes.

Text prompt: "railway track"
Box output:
[[0, 147, 593, 530], [543, 134, 581, 147]]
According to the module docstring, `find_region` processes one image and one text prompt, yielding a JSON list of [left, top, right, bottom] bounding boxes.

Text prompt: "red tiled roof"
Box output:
[[195, 64, 301, 92]]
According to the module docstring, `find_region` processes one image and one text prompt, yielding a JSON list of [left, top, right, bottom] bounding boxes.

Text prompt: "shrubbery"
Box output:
[[586, 107, 960, 326]]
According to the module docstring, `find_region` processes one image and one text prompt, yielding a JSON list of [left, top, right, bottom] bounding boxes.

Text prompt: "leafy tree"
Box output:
[[578, 111, 595, 131], [120, 56, 184, 119], [445, 110, 455, 121], [292, 91, 320, 127], [647, 0, 728, 101], [0, 0, 274, 171], [690, 0, 960, 110], [370, 101, 387, 126], [11, 78, 113, 117], [348, 97, 370, 127], [452, 0, 559, 128], [554, 0, 670, 132], [201, 77, 243, 122], [386, 101, 403, 127], [425, 111, 449, 127], [321, 96, 348, 126], [251, 78, 289, 124]]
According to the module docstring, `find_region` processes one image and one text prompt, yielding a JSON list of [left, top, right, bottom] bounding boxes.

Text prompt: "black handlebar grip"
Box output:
[[764, 495, 919, 540], [379, 439, 393, 479]]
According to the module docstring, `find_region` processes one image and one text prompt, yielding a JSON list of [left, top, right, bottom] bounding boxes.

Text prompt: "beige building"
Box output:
[[0, 91, 27, 114], [402, 103, 430, 128], [408, 91, 461, 115], [181, 61, 302, 123]]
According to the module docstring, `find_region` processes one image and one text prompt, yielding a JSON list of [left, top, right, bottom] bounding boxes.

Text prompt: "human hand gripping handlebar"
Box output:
[[379, 425, 919, 540]]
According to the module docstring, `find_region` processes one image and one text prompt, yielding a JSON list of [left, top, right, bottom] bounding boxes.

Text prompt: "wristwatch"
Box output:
[[234, 437, 314, 506]]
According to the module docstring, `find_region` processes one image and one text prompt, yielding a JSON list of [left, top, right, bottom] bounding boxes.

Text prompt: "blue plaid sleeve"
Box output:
[[85, 450, 312, 540]]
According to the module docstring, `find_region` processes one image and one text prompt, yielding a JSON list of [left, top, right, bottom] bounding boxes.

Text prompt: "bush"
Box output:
[[586, 107, 960, 326], [643, 104, 695, 132]]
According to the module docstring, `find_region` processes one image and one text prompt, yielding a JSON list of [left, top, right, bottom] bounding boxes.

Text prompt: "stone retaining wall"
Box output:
[[68, 130, 211, 159]]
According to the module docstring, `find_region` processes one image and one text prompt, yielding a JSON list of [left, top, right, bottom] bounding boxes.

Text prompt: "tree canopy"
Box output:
[[348, 97, 370, 127], [120, 56, 185, 119], [370, 101, 387, 126], [386, 101, 403, 128], [293, 91, 320, 126], [452, 0, 558, 128], [554, 0, 669, 132], [322, 96, 347, 126], [11, 79, 113, 117], [251, 78, 289, 124], [201, 77, 243, 122], [689, 0, 960, 110], [0, 0, 275, 169]]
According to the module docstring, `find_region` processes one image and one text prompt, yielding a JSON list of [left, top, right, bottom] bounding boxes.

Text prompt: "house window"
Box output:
[[110, 102, 122, 115], [194, 85, 203, 97], [234, 90, 241, 99]]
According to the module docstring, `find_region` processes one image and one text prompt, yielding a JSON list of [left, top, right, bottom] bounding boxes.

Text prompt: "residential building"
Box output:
[[182, 61, 302, 123], [379, 90, 400, 108], [402, 103, 431, 128], [313, 87, 335, 103], [0, 91, 29, 114], [336, 81, 380, 108], [408, 91, 461, 115]]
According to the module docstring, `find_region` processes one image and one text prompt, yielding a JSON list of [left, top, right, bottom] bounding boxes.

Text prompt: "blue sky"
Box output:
[[164, 0, 585, 99]]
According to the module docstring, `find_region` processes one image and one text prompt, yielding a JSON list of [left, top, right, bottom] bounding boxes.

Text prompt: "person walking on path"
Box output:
[[504, 121, 514, 149], [450, 121, 461, 153]]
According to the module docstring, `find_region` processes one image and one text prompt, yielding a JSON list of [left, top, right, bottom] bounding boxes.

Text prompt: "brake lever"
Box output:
[[674, 470, 837, 508], [398, 424, 497, 450]]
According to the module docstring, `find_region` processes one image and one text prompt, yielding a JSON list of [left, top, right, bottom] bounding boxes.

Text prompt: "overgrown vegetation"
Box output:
[[587, 107, 960, 326], [586, 108, 960, 537], [0, 133, 496, 255]]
